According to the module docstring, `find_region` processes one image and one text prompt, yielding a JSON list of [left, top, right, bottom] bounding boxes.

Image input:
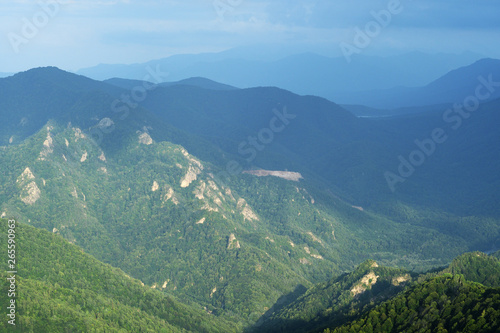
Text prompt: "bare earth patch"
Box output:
[[243, 170, 303, 181]]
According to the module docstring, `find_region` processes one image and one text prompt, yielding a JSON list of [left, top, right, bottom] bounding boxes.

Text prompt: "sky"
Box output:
[[1, 0, 500, 73]]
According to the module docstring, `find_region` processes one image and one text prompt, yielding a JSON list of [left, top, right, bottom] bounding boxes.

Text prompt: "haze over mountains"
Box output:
[[2, 0, 500, 329], [1, 50, 500, 331], [77, 49, 484, 105]]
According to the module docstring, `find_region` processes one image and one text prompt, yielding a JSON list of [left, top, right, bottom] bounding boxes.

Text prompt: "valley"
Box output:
[[1, 56, 499, 332], [2, 0, 500, 330]]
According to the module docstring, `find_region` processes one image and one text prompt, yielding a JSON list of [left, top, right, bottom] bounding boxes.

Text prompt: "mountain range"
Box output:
[[76, 49, 484, 101], [1, 54, 500, 331]]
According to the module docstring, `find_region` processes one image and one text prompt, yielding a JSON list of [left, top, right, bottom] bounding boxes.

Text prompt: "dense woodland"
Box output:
[[2, 219, 500, 332], [252, 252, 500, 333], [0, 219, 236, 332], [0, 67, 499, 332], [326, 275, 500, 333], [1, 119, 476, 325]]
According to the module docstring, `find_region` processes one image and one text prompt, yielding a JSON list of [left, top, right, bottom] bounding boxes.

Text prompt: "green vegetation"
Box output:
[[2, 217, 500, 332], [0, 67, 499, 331], [326, 275, 500, 333], [1, 120, 479, 325], [256, 253, 500, 333], [441, 252, 500, 287], [253, 260, 413, 333], [0, 219, 236, 332]]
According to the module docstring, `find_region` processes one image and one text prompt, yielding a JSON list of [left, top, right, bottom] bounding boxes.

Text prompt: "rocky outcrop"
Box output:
[[351, 271, 380, 296], [138, 131, 153, 145], [227, 233, 241, 249], [237, 198, 259, 221]]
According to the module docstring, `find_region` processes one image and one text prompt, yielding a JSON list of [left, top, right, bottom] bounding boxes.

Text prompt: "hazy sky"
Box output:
[[1, 0, 499, 72]]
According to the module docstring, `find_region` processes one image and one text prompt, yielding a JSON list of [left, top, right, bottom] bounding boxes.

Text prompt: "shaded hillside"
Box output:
[[0, 67, 121, 144], [328, 275, 500, 333], [253, 260, 413, 333], [256, 253, 500, 333], [375, 97, 500, 217]]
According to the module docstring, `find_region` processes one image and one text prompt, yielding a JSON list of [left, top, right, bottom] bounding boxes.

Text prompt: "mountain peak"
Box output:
[[14, 66, 68, 77], [426, 57, 500, 88], [471, 57, 500, 67], [163, 77, 239, 91], [8, 66, 93, 87]]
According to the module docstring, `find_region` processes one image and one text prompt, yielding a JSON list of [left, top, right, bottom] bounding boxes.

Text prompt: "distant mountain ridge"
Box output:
[[337, 58, 500, 108], [161, 77, 239, 90], [76, 49, 484, 99], [104, 76, 239, 91]]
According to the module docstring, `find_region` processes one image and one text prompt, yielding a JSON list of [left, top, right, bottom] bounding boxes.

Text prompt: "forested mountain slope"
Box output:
[[256, 252, 500, 333], [327, 275, 500, 333], [0, 219, 236, 332], [1, 67, 500, 327], [2, 121, 469, 325]]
